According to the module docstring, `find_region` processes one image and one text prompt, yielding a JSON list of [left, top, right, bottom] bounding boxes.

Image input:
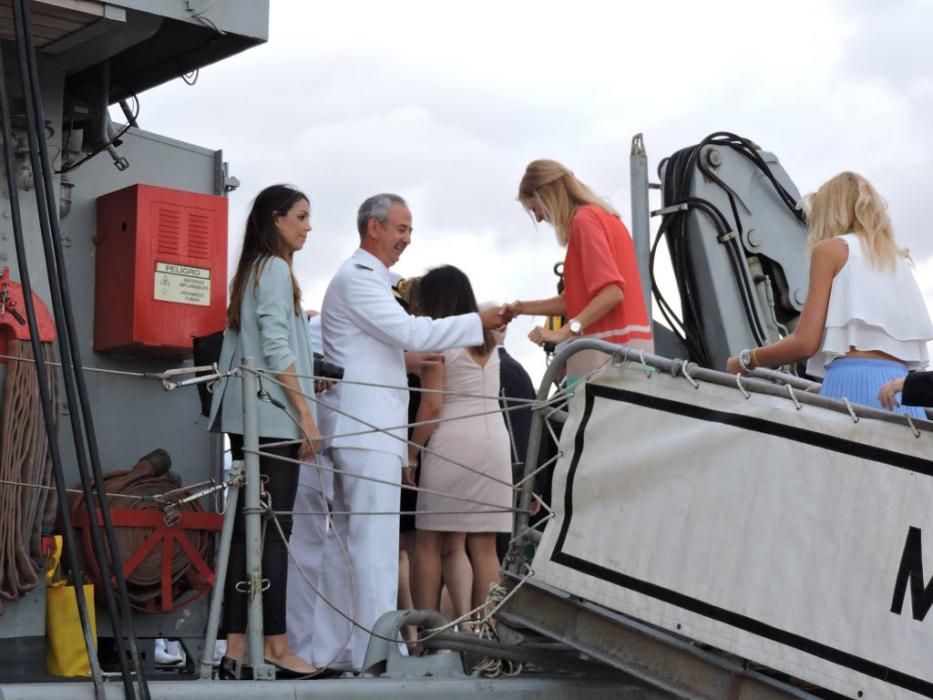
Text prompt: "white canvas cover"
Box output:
[[532, 364, 933, 699]]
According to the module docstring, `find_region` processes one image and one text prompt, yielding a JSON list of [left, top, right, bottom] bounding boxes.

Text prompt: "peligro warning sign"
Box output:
[[154, 262, 211, 306]]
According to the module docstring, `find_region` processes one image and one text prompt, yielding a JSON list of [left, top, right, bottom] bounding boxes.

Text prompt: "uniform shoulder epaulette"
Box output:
[[354, 263, 373, 271]]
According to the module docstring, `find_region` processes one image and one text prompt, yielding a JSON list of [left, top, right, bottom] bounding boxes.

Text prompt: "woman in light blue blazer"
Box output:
[[208, 184, 324, 678]]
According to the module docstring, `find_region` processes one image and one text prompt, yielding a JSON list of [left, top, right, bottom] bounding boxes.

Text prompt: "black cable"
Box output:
[[651, 132, 800, 364], [683, 196, 767, 345], [56, 95, 138, 175], [12, 2, 150, 697], [0, 40, 106, 700]]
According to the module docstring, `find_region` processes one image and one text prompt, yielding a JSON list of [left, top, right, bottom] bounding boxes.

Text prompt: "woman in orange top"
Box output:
[[508, 160, 653, 383]]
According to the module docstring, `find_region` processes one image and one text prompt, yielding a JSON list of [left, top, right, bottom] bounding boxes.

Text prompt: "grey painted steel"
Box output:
[[107, 0, 270, 40], [198, 463, 242, 679], [49, 126, 226, 647], [630, 133, 652, 320], [0, 677, 657, 700], [498, 577, 815, 700], [240, 357, 272, 680], [424, 629, 641, 677], [0, 49, 62, 641], [41, 10, 161, 76], [659, 146, 808, 369], [504, 338, 927, 698], [362, 610, 464, 677]]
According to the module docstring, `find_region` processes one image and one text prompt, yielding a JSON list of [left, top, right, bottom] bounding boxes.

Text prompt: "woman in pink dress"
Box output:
[[406, 265, 513, 621]]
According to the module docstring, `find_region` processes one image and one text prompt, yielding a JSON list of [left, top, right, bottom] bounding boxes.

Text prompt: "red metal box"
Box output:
[[94, 184, 227, 357]]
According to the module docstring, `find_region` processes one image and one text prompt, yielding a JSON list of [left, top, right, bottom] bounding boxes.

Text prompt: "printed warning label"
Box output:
[[154, 262, 211, 306]]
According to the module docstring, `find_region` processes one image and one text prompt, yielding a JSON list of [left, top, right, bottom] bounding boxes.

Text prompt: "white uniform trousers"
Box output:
[[312, 447, 401, 670], [285, 480, 328, 665]]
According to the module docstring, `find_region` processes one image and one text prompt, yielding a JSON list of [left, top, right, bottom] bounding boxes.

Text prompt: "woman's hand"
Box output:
[[504, 300, 523, 322], [298, 413, 322, 462], [725, 356, 743, 374], [528, 325, 569, 346], [402, 466, 418, 487], [878, 376, 906, 410]]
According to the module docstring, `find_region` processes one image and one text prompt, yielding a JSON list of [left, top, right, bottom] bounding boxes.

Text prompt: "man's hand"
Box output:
[[404, 351, 445, 374], [878, 376, 906, 410], [503, 301, 523, 323], [479, 304, 508, 331], [314, 379, 335, 393], [529, 494, 544, 517]]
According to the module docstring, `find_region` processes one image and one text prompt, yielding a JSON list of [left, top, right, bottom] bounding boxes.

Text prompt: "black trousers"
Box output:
[[223, 434, 299, 636]]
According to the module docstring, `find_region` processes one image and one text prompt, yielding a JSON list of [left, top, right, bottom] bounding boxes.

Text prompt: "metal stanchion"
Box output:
[[242, 357, 274, 679], [198, 461, 242, 678]]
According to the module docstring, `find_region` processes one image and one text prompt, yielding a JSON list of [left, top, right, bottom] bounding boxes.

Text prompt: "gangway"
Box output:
[[500, 339, 933, 700]]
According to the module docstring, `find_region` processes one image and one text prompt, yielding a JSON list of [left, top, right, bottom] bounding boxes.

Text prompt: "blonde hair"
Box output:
[[805, 171, 908, 271], [518, 159, 618, 246]]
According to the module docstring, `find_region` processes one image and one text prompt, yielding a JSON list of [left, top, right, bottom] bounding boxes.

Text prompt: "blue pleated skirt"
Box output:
[[820, 357, 926, 418]]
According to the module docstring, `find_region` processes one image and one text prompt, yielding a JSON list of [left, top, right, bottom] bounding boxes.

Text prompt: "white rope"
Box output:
[[253, 370, 528, 489], [785, 384, 802, 410], [0, 352, 153, 378], [677, 359, 699, 390], [512, 451, 562, 490], [842, 397, 860, 423], [259, 388, 570, 451], [259, 366, 541, 405], [270, 505, 538, 647], [285, 508, 523, 516], [904, 412, 922, 439], [507, 511, 554, 548], [252, 448, 517, 510], [0, 476, 218, 503]]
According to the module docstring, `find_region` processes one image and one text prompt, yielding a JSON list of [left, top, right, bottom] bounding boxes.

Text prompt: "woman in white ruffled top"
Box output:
[[726, 171, 933, 417]]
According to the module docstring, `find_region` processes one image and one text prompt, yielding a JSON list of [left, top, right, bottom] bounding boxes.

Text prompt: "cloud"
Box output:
[[130, 0, 933, 383]]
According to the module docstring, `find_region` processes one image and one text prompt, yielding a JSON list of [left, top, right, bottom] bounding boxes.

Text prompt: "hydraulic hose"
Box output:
[[11, 2, 150, 697], [0, 43, 105, 700], [652, 132, 800, 365]]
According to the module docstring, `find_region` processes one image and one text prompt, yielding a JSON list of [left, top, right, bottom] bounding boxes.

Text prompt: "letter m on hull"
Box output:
[[891, 527, 933, 621]]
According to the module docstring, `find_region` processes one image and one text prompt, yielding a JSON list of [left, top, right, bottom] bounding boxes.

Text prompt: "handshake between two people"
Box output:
[[479, 303, 513, 332]]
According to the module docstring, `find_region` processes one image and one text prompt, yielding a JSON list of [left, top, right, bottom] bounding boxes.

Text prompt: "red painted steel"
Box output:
[[94, 184, 228, 357]]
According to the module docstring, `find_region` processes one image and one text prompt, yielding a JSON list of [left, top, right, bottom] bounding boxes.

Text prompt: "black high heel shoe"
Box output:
[[264, 659, 342, 680], [218, 656, 253, 680]]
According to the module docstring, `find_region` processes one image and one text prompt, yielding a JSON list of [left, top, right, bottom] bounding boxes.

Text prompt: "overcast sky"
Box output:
[[135, 0, 933, 383]]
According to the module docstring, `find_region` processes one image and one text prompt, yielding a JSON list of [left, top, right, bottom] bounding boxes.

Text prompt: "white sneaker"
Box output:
[[154, 638, 184, 666]]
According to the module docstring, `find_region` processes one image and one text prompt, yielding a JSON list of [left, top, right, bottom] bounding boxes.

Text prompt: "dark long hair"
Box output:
[[227, 184, 307, 330], [417, 265, 494, 355]]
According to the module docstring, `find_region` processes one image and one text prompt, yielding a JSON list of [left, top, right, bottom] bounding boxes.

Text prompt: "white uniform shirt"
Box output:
[[319, 248, 483, 461]]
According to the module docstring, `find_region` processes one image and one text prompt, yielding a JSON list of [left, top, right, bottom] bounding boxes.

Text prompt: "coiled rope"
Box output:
[[0, 339, 58, 611]]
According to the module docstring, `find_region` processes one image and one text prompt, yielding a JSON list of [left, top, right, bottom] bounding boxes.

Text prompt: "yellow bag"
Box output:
[[45, 535, 97, 677]]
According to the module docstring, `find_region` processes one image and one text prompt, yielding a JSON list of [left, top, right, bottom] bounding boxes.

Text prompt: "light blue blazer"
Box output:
[[207, 256, 316, 440]]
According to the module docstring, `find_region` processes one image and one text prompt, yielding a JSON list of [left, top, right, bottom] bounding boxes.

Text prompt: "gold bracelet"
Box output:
[[513, 299, 524, 314], [751, 348, 759, 369]]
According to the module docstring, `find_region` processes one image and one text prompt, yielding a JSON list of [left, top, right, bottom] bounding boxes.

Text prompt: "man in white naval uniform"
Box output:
[[314, 193, 506, 671], [286, 311, 333, 665]]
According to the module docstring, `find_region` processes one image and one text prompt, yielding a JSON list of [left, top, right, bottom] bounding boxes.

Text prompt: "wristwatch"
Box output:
[[567, 318, 583, 335]]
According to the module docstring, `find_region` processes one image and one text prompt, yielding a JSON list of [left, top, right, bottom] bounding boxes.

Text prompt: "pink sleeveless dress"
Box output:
[[415, 348, 513, 533]]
